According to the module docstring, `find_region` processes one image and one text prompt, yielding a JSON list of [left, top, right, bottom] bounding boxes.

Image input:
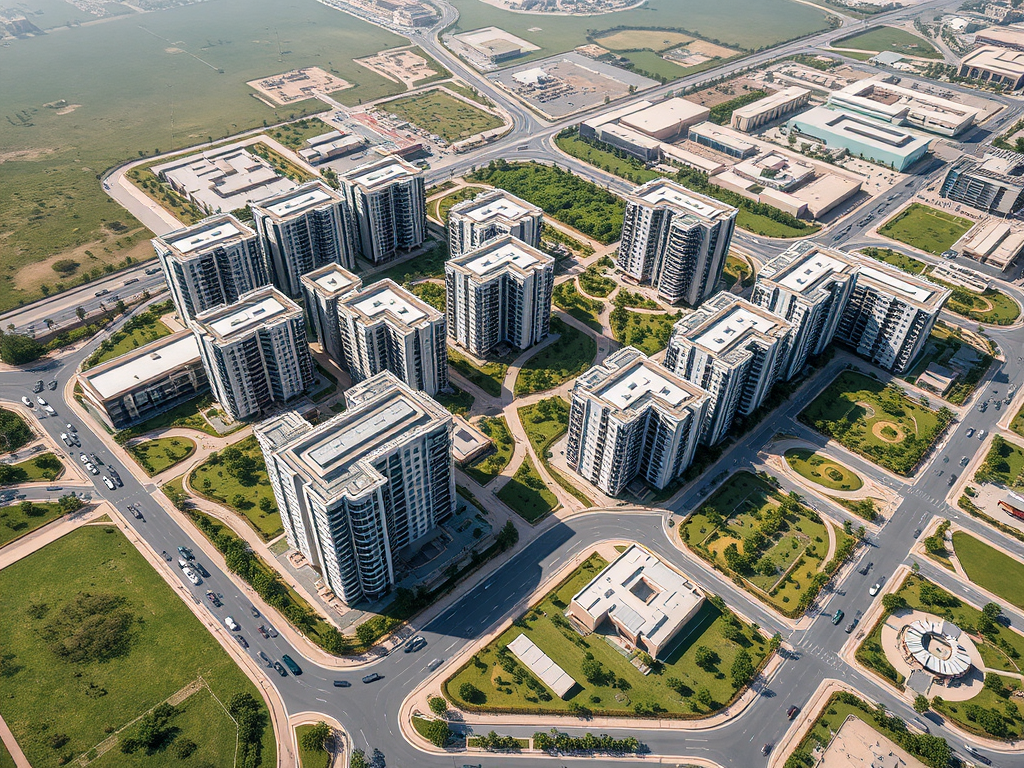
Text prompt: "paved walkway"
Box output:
[[128, 426, 253, 488]]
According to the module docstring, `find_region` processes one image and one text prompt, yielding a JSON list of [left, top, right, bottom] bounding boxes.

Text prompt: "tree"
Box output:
[[350, 748, 368, 768], [76, 306, 86, 322], [694, 645, 719, 671], [422, 717, 451, 747], [731, 649, 755, 686], [356, 622, 377, 648], [459, 681, 484, 704], [914, 694, 930, 713], [0, 333, 44, 365], [300, 721, 331, 752], [428, 696, 448, 716], [581, 657, 607, 684], [695, 687, 713, 708], [882, 593, 908, 613], [496, 520, 519, 551]]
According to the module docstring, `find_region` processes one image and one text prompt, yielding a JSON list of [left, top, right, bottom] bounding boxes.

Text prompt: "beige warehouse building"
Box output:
[[730, 86, 811, 132], [620, 97, 711, 141]]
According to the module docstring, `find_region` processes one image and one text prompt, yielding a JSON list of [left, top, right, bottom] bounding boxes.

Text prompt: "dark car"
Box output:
[[333, 680, 351, 688], [273, 661, 287, 677], [281, 655, 302, 675], [195, 563, 210, 578], [235, 634, 249, 649], [845, 619, 858, 634], [257, 625, 269, 638], [913, 529, 921, 539], [787, 705, 799, 720], [831, 609, 845, 625], [250, 606, 260, 618], [362, 672, 382, 684], [33, 380, 44, 393], [177, 546, 194, 561], [109, 469, 123, 486], [965, 744, 992, 765], [266, 625, 278, 638], [761, 744, 772, 756]]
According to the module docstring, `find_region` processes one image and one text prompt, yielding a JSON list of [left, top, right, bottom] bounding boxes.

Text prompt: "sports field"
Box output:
[[0, 0, 407, 313]]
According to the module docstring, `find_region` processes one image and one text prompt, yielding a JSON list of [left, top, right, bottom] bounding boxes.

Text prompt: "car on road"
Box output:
[[194, 562, 210, 578], [761, 744, 772, 756], [102, 476, 115, 490], [79, 453, 88, 463], [404, 635, 426, 653], [281, 655, 302, 675], [90, 453, 102, 465], [206, 591, 222, 607], [961, 456, 969, 466], [145, 267, 162, 275], [787, 705, 799, 720], [66, 423, 76, 433], [95, 289, 109, 297], [250, 606, 260, 618], [913, 529, 921, 539], [966, 428, 975, 438], [859, 562, 873, 576], [258, 651, 270, 665], [362, 672, 382, 684], [182, 566, 201, 586], [870, 582, 882, 596], [109, 469, 122, 486], [45, 486, 62, 492], [273, 661, 287, 677], [257, 625, 269, 638], [266, 625, 278, 638], [978, 430, 987, 440], [427, 658, 444, 672], [85, 462, 99, 475], [333, 680, 351, 687], [831, 609, 845, 625], [20, 397, 32, 407], [964, 744, 992, 764], [949, 474, 957, 486], [178, 546, 194, 561], [224, 616, 240, 632], [61, 433, 72, 447], [124, 277, 139, 285], [47, 380, 57, 391], [32, 381, 43, 393], [845, 619, 858, 634], [235, 635, 249, 649]]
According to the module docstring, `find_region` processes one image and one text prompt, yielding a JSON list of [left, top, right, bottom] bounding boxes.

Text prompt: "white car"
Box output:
[[224, 616, 240, 632], [182, 566, 202, 586], [85, 462, 99, 475], [870, 583, 881, 596], [66, 423, 76, 432], [79, 453, 88, 464], [60, 433, 72, 447], [102, 476, 115, 490], [36, 397, 47, 407], [20, 397, 33, 407]]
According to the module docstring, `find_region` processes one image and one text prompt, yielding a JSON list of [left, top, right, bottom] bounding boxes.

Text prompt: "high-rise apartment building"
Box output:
[[300, 263, 362, 367], [664, 293, 792, 445], [192, 286, 314, 420], [751, 242, 858, 379], [154, 214, 270, 322], [835, 260, 949, 374], [447, 189, 543, 258], [255, 371, 454, 606], [337, 279, 448, 395], [251, 181, 354, 297], [566, 347, 708, 496], [445, 236, 554, 357], [340, 157, 426, 264], [617, 179, 737, 306]]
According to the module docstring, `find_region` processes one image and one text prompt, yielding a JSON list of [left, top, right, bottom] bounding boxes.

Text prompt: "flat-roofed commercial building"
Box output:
[[687, 122, 759, 159], [300, 263, 362, 366], [787, 107, 931, 171], [595, 123, 662, 162], [959, 45, 1024, 90], [255, 371, 454, 606], [751, 241, 859, 379], [940, 149, 1024, 215], [79, 331, 209, 431], [340, 157, 426, 264], [154, 215, 270, 322], [620, 97, 711, 141], [959, 218, 1024, 269], [251, 181, 354, 298], [976, 25, 1024, 50], [193, 287, 314, 420], [827, 75, 980, 137], [447, 189, 543, 258], [579, 100, 654, 140], [731, 86, 812, 132], [665, 293, 792, 445], [566, 347, 709, 496], [337, 279, 448, 395], [446, 236, 554, 356], [618, 178, 737, 306], [568, 544, 705, 660], [836, 260, 949, 374]]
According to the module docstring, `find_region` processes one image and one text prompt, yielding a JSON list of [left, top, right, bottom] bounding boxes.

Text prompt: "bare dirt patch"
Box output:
[[354, 46, 441, 88], [687, 39, 739, 58], [593, 29, 693, 51], [872, 421, 905, 443], [14, 235, 154, 293], [247, 66, 352, 105], [55, 104, 82, 115], [0, 147, 57, 163], [855, 401, 877, 419], [684, 76, 766, 108]]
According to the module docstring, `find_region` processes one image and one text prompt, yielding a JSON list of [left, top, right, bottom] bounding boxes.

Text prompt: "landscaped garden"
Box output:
[[554, 127, 660, 186], [189, 436, 283, 540], [515, 317, 596, 397], [949, 531, 1024, 612], [428, 185, 486, 223], [128, 437, 197, 477], [800, 370, 953, 476], [0, 496, 82, 549], [445, 552, 772, 717], [296, 722, 332, 768], [784, 448, 863, 491], [877, 204, 973, 256], [464, 417, 515, 486], [859, 246, 926, 275], [448, 348, 508, 398], [553, 281, 604, 331], [608, 299, 678, 356], [578, 257, 617, 298], [0, 452, 64, 484], [0, 525, 274, 768], [433, 384, 475, 416], [409, 281, 445, 311], [936, 279, 1021, 326], [518, 397, 593, 508], [680, 472, 856, 617], [495, 455, 558, 523], [975, 435, 1024, 488], [83, 301, 174, 369], [114, 395, 226, 442], [0, 408, 32, 455]]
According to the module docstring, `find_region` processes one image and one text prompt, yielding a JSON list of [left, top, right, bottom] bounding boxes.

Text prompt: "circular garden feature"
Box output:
[[784, 448, 864, 492]]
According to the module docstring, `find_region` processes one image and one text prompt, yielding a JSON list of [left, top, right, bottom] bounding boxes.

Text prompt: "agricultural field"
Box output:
[[877, 204, 973, 255], [800, 371, 952, 476], [831, 26, 942, 58], [784, 448, 863, 491], [379, 89, 503, 143], [0, 0, 407, 313]]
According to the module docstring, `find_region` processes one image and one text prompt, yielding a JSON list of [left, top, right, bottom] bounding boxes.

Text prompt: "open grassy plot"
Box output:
[[554, 129, 660, 186], [380, 89, 503, 143], [449, 348, 508, 398], [975, 435, 1024, 487], [128, 436, 197, 477], [464, 416, 514, 486], [0, 0, 408, 313], [720, 254, 752, 289], [578, 262, 617, 299], [410, 281, 446, 311], [0, 525, 274, 768], [189, 435, 283, 540], [608, 306, 677, 357], [593, 29, 695, 51], [680, 471, 856, 617], [832, 26, 942, 58], [860, 246, 927, 275], [784, 448, 863, 491], [800, 370, 951, 476], [469, 161, 624, 245], [878, 204, 973, 255], [496, 455, 558, 523], [295, 724, 331, 768], [115, 395, 223, 441], [937, 280, 1022, 326], [0, 501, 66, 549], [515, 317, 597, 397], [735, 209, 821, 238], [445, 552, 770, 717], [371, 242, 448, 285], [434, 384, 474, 416], [428, 185, 486, 223], [6, 452, 64, 483], [82, 301, 174, 369], [0, 409, 32, 456], [903, 323, 992, 405], [519, 397, 594, 509], [553, 281, 604, 332], [952, 531, 1024, 611], [264, 117, 334, 150]]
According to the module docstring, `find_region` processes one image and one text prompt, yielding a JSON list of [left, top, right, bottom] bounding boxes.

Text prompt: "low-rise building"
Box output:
[[447, 188, 543, 258], [787, 107, 931, 171], [664, 293, 792, 445], [566, 347, 709, 496], [687, 122, 759, 159], [958, 45, 1024, 90], [958, 218, 1024, 269], [594, 123, 662, 162], [567, 544, 705, 660], [827, 75, 981, 137], [940, 149, 1024, 215], [620, 97, 711, 141], [300, 263, 362, 366], [974, 24, 1024, 51], [579, 101, 654, 141], [79, 331, 209, 431], [730, 86, 811, 132]]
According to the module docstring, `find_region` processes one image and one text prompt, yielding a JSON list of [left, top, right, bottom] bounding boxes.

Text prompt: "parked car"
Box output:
[[787, 705, 799, 720], [224, 616, 240, 632], [182, 566, 201, 586], [235, 635, 249, 649], [362, 672, 382, 684], [831, 609, 845, 625], [102, 476, 115, 490], [281, 655, 302, 675], [870, 582, 882, 596], [427, 658, 444, 672], [178, 546, 194, 561]]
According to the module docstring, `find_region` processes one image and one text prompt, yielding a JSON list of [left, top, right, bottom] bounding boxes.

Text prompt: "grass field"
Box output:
[[433, 384, 474, 416], [784, 448, 863, 491], [115, 395, 225, 441], [0, 501, 66, 549], [495, 455, 558, 523], [128, 436, 197, 477], [428, 185, 486, 223], [608, 308, 676, 356], [515, 317, 597, 396], [938, 281, 1022, 326], [800, 370, 949, 476], [859, 246, 926, 275], [720, 254, 752, 289], [7, 452, 64, 482], [380, 89, 503, 143], [680, 471, 855, 616], [0, 525, 274, 768], [264, 117, 334, 149], [0, 0, 408, 313], [877, 204, 974, 255], [449, 348, 508, 398], [553, 282, 604, 332], [295, 724, 331, 768], [593, 29, 694, 51], [371, 243, 448, 285], [445, 552, 770, 716], [410, 281, 446, 311], [952, 531, 1024, 611], [464, 416, 514, 486], [832, 26, 942, 58], [189, 435, 283, 540]]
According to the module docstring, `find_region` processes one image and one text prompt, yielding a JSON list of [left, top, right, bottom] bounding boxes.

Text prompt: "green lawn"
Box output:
[[720, 254, 752, 289], [903, 323, 992, 405], [380, 89, 503, 143], [859, 246, 927, 275], [370, 242, 448, 285], [83, 301, 174, 369], [0, 409, 32, 456], [800, 370, 950, 476], [553, 281, 604, 332], [0, 526, 274, 768], [410, 281, 446, 311], [264, 117, 334, 149], [445, 553, 770, 716], [878, 204, 974, 255], [578, 263, 616, 298], [0, 501, 66, 549], [784, 448, 863, 491], [735, 208, 820, 239], [189, 436, 283, 540], [495, 455, 558, 523], [608, 307, 677, 356], [975, 435, 1024, 487], [7, 452, 64, 483], [428, 185, 486, 223], [448, 348, 507, 398], [554, 130, 661, 186], [115, 395, 222, 441], [433, 384, 475, 416], [680, 471, 855, 617], [295, 724, 331, 768], [953, 531, 1024, 611], [518, 397, 594, 508], [832, 26, 942, 58], [938, 281, 1022, 326], [128, 436, 197, 477], [515, 317, 597, 396], [464, 416, 514, 486]]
